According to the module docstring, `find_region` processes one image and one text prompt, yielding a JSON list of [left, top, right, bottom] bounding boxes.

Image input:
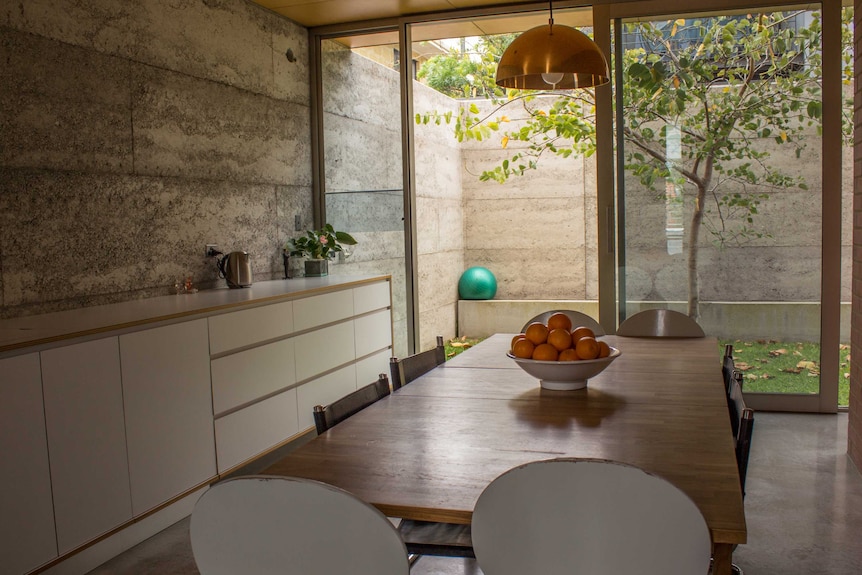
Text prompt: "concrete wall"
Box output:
[[458, 97, 599, 301], [320, 43, 463, 354], [850, 0, 862, 471], [0, 0, 312, 319]]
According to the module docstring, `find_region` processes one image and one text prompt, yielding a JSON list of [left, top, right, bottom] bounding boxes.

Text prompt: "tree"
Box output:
[[419, 10, 845, 320], [416, 35, 515, 99]]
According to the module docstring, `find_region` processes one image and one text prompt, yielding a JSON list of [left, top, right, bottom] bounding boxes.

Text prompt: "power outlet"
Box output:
[[205, 244, 220, 257]]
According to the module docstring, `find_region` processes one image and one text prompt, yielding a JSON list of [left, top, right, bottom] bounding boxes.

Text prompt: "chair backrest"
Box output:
[[190, 476, 410, 575], [616, 309, 705, 338], [390, 336, 445, 390], [722, 343, 736, 394], [313, 373, 390, 434], [727, 377, 755, 496], [520, 309, 605, 335], [471, 459, 712, 575]]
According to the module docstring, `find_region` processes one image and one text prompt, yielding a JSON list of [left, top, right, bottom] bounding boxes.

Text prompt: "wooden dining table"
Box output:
[[262, 334, 747, 574]]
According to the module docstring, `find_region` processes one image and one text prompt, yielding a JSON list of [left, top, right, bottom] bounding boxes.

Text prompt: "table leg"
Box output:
[[712, 543, 733, 575]]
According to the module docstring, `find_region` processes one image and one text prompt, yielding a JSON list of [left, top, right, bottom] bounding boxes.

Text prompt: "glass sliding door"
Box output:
[[608, 1, 843, 412], [317, 31, 410, 356]]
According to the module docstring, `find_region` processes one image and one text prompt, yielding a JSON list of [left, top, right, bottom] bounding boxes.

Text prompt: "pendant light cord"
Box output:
[[548, 0, 554, 31]]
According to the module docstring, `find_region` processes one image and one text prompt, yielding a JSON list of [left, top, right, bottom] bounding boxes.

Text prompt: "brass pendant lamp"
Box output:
[[495, 1, 610, 90]]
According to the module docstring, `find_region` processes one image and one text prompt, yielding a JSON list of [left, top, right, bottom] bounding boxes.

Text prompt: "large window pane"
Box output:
[[617, 7, 826, 398]]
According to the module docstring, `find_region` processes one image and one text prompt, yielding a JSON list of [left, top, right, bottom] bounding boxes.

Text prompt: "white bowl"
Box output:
[[507, 347, 621, 390]]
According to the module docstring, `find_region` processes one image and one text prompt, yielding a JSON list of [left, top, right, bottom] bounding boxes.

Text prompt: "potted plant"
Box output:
[[285, 224, 358, 277]]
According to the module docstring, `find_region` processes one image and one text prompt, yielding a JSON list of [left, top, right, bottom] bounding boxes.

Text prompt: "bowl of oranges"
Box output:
[[507, 312, 620, 390]]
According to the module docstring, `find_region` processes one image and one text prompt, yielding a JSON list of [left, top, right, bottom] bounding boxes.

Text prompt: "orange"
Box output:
[[511, 333, 527, 351], [512, 338, 535, 359], [558, 348, 580, 362], [597, 340, 611, 358], [546, 312, 573, 332], [547, 328, 573, 352], [532, 343, 559, 361], [524, 322, 550, 345], [571, 326, 596, 343], [575, 336, 600, 360]]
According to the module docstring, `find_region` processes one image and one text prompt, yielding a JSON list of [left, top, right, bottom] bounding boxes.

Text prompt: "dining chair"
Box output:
[[389, 335, 475, 566], [190, 475, 410, 575], [728, 377, 755, 496], [520, 309, 605, 335], [722, 343, 737, 394], [616, 308, 706, 338], [313, 373, 390, 434], [471, 458, 712, 575], [390, 335, 446, 390]]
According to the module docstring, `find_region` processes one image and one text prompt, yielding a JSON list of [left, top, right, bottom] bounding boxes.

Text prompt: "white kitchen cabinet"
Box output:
[[214, 388, 300, 473], [0, 353, 57, 574], [293, 322, 356, 382], [120, 319, 216, 516], [208, 300, 293, 356], [293, 289, 354, 331], [210, 337, 295, 416], [354, 309, 393, 359], [41, 338, 132, 553], [355, 348, 392, 386]]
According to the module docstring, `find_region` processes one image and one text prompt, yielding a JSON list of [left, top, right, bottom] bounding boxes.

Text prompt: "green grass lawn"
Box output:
[[720, 339, 851, 406], [444, 336, 851, 406]]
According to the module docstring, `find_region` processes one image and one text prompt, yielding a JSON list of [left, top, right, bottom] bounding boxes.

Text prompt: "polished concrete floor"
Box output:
[[86, 412, 862, 574]]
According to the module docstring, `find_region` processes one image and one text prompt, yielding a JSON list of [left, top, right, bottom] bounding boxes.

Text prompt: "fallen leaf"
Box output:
[[796, 361, 817, 370], [760, 373, 774, 379], [450, 342, 465, 348], [792, 350, 803, 357], [746, 374, 758, 381], [769, 349, 787, 357], [845, 373, 851, 379], [781, 368, 802, 374], [736, 362, 753, 371]]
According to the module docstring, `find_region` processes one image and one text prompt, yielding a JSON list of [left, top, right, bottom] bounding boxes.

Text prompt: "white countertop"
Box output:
[[0, 275, 389, 355]]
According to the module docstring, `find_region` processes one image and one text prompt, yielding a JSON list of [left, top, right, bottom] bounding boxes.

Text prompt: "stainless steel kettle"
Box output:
[[218, 251, 253, 288]]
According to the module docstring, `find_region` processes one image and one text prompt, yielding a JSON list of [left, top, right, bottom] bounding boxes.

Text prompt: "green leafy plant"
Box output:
[[285, 224, 357, 260]]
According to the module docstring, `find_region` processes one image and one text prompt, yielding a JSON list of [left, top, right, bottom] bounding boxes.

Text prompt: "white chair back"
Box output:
[[190, 476, 410, 575], [471, 459, 712, 575], [617, 308, 705, 337]]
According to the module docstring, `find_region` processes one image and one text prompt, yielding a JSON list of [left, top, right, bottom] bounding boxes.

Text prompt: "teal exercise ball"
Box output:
[[458, 267, 497, 300]]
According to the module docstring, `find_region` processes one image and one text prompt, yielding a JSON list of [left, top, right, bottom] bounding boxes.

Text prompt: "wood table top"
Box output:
[[263, 334, 747, 547]]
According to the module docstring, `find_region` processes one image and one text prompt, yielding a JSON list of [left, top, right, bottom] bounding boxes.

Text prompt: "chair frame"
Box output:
[[313, 373, 390, 434], [390, 336, 445, 390]]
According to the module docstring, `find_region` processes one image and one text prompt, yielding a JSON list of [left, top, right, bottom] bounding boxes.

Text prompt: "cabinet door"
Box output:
[[214, 388, 300, 473], [120, 320, 216, 515], [296, 364, 358, 431], [354, 308, 392, 358], [41, 338, 132, 553], [0, 353, 57, 574]]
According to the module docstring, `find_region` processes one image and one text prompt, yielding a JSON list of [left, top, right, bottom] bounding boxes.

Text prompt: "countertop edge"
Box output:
[[0, 275, 391, 356]]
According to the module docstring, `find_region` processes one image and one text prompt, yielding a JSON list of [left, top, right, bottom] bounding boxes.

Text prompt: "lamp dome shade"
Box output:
[[495, 24, 610, 90]]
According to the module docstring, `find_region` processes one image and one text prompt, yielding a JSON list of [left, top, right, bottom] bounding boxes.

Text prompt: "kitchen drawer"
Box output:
[[354, 309, 392, 358], [293, 322, 356, 382], [353, 281, 391, 315], [293, 289, 354, 331], [295, 365, 358, 431], [208, 301, 294, 355], [355, 348, 392, 386], [214, 388, 299, 473], [210, 338, 296, 416]]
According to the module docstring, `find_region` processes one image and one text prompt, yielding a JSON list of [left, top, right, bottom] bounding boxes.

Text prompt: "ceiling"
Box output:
[[249, 0, 593, 47], [250, 0, 553, 29]]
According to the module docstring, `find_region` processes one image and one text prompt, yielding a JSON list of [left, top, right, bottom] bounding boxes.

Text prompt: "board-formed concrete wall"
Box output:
[[320, 42, 464, 354], [0, 0, 312, 319]]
